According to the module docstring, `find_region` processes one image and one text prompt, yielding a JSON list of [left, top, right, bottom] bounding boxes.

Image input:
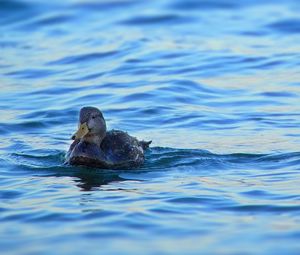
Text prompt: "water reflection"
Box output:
[[72, 171, 129, 191]]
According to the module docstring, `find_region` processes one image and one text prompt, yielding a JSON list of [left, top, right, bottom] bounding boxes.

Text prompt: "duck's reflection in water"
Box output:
[[73, 171, 129, 191]]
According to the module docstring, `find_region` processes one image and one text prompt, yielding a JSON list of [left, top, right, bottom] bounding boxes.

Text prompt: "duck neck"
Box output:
[[82, 134, 104, 147]]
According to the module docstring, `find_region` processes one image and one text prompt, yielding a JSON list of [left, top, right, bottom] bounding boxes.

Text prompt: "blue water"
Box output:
[[1, 0, 300, 254]]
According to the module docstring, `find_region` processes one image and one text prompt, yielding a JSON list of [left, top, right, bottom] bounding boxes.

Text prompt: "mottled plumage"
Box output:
[[66, 107, 151, 169]]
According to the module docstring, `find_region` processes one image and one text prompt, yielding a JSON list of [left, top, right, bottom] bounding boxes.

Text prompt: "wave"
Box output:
[[3, 147, 300, 173], [1, 146, 298, 193]]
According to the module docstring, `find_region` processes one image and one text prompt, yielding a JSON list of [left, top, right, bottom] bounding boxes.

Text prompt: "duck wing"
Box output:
[[101, 130, 149, 168]]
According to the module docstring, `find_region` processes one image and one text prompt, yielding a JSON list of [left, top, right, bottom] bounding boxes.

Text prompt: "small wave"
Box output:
[[5, 68, 63, 79], [47, 51, 119, 66], [268, 18, 300, 34], [74, 0, 138, 11], [220, 204, 300, 213], [257, 91, 298, 98], [20, 13, 74, 30], [145, 148, 300, 171], [120, 14, 192, 26], [4, 147, 300, 174], [170, 0, 238, 11]]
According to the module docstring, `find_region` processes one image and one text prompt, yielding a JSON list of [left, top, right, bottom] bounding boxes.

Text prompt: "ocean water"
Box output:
[[1, 0, 300, 254]]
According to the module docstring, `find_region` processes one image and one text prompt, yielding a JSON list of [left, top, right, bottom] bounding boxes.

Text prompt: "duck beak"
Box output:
[[72, 122, 89, 140]]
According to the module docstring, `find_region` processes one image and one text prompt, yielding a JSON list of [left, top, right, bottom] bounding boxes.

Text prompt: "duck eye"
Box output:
[[92, 116, 96, 119]]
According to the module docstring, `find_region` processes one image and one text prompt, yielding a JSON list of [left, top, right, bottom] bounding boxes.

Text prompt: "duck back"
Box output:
[[101, 130, 146, 168]]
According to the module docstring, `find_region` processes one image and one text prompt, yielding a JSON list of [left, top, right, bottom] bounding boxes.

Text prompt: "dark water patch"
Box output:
[[18, 108, 77, 121], [0, 41, 21, 49], [201, 117, 240, 127], [139, 106, 173, 115], [149, 207, 184, 216], [47, 51, 119, 66], [147, 148, 300, 172], [169, 79, 224, 95], [166, 196, 225, 205], [195, 55, 287, 75], [146, 148, 251, 171], [119, 92, 154, 102], [3, 210, 82, 223], [241, 30, 268, 37], [246, 112, 300, 121], [66, 71, 105, 82], [278, 231, 300, 240], [0, 64, 12, 69], [36, 14, 72, 26], [0, 0, 29, 12], [110, 65, 160, 76], [104, 106, 142, 115], [240, 190, 300, 201], [125, 58, 144, 64], [20, 13, 75, 30], [206, 99, 286, 108], [0, 121, 48, 134], [70, 93, 114, 106], [251, 171, 300, 181], [160, 113, 204, 126], [103, 105, 176, 128], [170, 0, 238, 11], [120, 14, 192, 26], [221, 204, 300, 213], [154, 52, 192, 60], [268, 19, 300, 34], [124, 50, 194, 65], [24, 86, 83, 96], [74, 0, 138, 11], [11, 150, 64, 161], [258, 91, 298, 98], [253, 152, 300, 163], [171, 0, 300, 12], [5, 68, 63, 79], [157, 55, 272, 77], [82, 230, 129, 239], [0, 0, 32, 24], [241, 152, 300, 170], [0, 109, 78, 129], [0, 190, 22, 200], [8, 151, 66, 171], [249, 60, 285, 70], [98, 81, 143, 90], [239, 56, 267, 63]]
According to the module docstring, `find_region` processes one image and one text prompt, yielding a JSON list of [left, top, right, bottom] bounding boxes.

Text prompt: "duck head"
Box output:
[[72, 106, 107, 145]]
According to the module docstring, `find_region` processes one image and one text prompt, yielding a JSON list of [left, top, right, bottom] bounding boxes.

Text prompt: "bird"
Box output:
[[66, 106, 151, 169]]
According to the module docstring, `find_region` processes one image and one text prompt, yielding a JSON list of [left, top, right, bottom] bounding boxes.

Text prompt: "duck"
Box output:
[[66, 106, 151, 169]]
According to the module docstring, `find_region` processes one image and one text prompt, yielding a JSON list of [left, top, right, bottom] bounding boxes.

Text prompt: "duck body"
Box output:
[[66, 107, 151, 169]]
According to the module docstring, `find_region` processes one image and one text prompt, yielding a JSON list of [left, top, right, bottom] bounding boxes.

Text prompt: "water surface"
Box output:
[[1, 0, 300, 254]]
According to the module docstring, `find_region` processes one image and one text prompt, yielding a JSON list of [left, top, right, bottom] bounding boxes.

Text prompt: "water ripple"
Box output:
[[47, 51, 120, 65], [170, 0, 239, 10], [120, 14, 193, 26], [268, 19, 300, 34]]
